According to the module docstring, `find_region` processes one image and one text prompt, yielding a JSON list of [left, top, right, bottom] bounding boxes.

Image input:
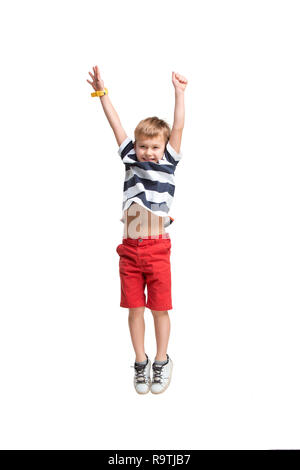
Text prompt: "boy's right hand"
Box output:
[[86, 65, 105, 92]]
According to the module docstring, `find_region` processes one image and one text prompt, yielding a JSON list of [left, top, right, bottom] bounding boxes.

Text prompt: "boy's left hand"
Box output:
[[172, 72, 188, 92]]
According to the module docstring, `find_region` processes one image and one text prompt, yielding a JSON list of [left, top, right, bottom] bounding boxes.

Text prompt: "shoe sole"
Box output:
[[134, 361, 152, 394], [150, 359, 173, 394]]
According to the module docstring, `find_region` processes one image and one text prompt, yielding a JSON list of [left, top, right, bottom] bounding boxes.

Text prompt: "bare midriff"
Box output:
[[123, 202, 165, 239]]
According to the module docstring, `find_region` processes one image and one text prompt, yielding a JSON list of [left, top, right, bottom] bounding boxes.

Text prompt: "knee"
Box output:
[[128, 307, 145, 318], [151, 309, 168, 318]]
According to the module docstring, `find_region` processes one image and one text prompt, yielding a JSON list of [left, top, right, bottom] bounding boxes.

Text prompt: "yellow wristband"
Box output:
[[91, 88, 108, 97]]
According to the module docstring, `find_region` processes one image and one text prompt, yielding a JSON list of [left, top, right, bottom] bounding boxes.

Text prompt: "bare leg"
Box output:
[[128, 307, 147, 362], [151, 310, 170, 361]]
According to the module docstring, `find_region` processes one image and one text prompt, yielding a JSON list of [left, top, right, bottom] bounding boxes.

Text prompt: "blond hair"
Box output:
[[134, 117, 171, 144]]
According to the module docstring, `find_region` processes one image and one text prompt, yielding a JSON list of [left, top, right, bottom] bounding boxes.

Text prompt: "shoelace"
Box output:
[[131, 363, 149, 384], [152, 363, 165, 384]]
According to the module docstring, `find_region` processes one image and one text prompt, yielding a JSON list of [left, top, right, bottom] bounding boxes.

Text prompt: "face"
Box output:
[[134, 135, 166, 163]]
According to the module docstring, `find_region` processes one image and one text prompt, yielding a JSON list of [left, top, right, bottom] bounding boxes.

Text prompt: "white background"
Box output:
[[0, 0, 300, 450]]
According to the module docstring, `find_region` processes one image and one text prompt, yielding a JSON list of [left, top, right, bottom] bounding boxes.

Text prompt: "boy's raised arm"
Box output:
[[169, 72, 188, 154], [99, 93, 128, 147], [87, 65, 127, 147]]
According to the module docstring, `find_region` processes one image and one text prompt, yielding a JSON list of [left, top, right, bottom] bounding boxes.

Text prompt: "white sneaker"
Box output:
[[151, 354, 173, 394], [131, 354, 151, 394]]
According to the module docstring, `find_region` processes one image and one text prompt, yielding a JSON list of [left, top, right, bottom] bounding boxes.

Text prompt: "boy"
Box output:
[[87, 65, 187, 394]]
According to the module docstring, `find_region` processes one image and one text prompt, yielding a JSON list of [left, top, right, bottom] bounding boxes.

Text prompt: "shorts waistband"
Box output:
[[122, 232, 170, 246]]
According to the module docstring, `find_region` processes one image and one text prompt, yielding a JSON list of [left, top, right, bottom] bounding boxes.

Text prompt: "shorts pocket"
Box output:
[[162, 239, 171, 255]]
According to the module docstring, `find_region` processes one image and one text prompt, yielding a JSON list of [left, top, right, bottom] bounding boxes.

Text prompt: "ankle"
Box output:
[[155, 354, 167, 362], [135, 353, 147, 363]]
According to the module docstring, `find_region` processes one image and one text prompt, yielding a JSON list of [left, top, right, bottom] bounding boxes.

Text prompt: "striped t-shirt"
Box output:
[[118, 137, 182, 227]]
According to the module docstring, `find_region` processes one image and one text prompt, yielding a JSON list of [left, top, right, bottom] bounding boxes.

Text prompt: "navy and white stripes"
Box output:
[[118, 137, 182, 227]]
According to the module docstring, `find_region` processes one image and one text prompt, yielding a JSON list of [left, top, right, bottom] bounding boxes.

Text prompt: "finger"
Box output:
[[86, 79, 93, 85], [178, 74, 187, 83], [176, 73, 186, 82], [89, 71, 95, 80]]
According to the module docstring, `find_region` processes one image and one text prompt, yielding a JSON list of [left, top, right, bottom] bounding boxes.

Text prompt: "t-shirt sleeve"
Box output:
[[164, 141, 183, 167], [118, 137, 136, 163]]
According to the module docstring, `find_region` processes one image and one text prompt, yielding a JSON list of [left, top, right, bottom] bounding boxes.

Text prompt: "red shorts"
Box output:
[[116, 233, 172, 311]]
